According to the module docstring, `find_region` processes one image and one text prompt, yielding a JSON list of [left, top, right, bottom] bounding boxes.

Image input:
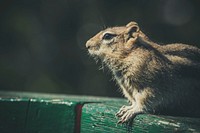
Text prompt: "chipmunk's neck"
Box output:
[[103, 54, 135, 86], [103, 56, 128, 72]]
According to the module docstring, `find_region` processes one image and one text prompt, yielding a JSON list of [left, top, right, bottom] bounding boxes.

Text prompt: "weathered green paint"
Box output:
[[0, 92, 79, 133], [0, 91, 119, 133], [25, 99, 77, 133], [81, 102, 200, 133], [0, 91, 200, 133], [81, 102, 125, 133]]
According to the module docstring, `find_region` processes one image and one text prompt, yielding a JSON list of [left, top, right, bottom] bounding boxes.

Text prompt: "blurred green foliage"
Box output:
[[0, 0, 200, 97]]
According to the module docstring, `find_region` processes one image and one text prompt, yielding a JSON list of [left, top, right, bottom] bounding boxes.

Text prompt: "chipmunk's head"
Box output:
[[86, 21, 145, 60]]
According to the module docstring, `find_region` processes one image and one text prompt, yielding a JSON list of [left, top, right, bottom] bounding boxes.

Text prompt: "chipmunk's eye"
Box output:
[[102, 33, 116, 40]]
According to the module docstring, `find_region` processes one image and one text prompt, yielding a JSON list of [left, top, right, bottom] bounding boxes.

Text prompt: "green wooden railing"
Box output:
[[0, 91, 199, 133]]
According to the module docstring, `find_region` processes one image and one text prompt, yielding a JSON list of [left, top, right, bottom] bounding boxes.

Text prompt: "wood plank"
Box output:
[[0, 91, 79, 133], [81, 102, 200, 133], [25, 99, 77, 133], [0, 91, 123, 133], [1, 91, 200, 133]]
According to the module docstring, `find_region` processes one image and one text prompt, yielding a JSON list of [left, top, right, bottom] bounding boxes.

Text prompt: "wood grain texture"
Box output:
[[81, 102, 200, 133], [25, 99, 77, 133], [0, 91, 200, 133], [0, 91, 124, 133], [0, 92, 78, 133]]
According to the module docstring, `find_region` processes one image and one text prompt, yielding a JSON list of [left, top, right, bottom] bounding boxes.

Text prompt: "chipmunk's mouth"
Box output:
[[86, 41, 100, 55], [86, 39, 104, 57], [87, 46, 99, 51], [87, 46, 100, 55]]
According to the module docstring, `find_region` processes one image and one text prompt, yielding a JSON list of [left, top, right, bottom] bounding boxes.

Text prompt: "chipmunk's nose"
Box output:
[[86, 41, 91, 49], [86, 40, 93, 49]]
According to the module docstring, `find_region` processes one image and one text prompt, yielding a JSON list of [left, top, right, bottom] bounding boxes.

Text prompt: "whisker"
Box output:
[[97, 13, 107, 30]]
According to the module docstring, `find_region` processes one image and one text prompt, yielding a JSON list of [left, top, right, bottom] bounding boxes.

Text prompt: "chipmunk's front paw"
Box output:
[[116, 105, 143, 124], [116, 105, 131, 117]]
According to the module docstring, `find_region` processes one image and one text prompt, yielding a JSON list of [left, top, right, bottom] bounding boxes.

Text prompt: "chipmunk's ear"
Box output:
[[124, 21, 140, 49], [126, 21, 138, 28], [125, 21, 139, 38]]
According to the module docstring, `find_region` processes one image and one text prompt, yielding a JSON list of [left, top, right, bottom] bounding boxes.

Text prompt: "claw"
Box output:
[[117, 118, 125, 124], [116, 105, 143, 124], [117, 120, 122, 124], [116, 106, 125, 117], [116, 110, 125, 117]]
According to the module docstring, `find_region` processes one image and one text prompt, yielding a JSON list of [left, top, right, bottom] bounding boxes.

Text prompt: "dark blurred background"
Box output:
[[0, 0, 200, 97]]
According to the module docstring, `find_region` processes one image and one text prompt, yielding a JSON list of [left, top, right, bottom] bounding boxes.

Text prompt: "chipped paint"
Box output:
[[158, 120, 180, 127]]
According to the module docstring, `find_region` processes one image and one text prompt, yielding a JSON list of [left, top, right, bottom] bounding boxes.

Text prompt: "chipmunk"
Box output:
[[86, 21, 200, 124]]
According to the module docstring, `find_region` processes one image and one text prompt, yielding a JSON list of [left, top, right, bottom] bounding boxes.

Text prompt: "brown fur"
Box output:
[[86, 21, 200, 123]]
